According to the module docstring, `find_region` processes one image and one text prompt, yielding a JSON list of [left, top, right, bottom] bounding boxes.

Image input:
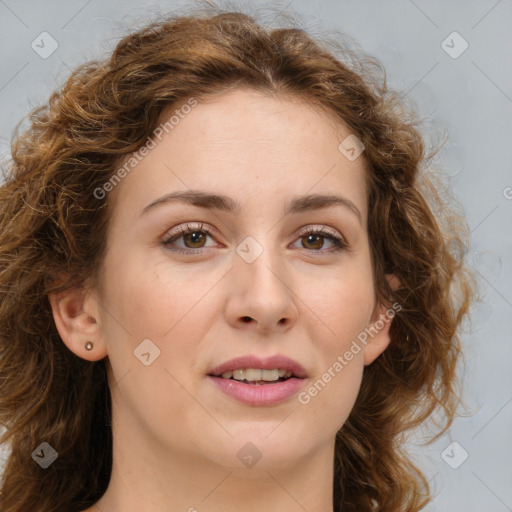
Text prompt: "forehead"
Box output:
[[109, 88, 368, 223], [163, 87, 351, 152]]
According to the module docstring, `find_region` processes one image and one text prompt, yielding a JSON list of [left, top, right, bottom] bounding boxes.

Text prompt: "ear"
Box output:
[[48, 283, 107, 361], [363, 274, 401, 366]]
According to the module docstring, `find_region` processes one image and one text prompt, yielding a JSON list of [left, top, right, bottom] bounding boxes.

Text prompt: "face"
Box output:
[[52, 88, 395, 472]]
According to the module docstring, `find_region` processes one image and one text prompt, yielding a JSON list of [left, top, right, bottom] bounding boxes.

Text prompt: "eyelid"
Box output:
[[164, 221, 216, 240], [295, 224, 347, 244], [162, 222, 221, 248]]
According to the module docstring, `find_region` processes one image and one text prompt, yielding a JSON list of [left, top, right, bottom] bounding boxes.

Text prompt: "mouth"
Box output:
[[207, 355, 307, 406], [209, 367, 300, 385], [208, 354, 307, 380]]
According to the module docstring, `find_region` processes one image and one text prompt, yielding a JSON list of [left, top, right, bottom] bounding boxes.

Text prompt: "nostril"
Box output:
[[241, 316, 252, 323]]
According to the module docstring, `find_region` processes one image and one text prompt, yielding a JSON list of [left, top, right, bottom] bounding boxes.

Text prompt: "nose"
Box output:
[[224, 248, 299, 334]]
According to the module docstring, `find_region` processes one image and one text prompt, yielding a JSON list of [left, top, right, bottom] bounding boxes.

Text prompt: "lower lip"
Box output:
[[208, 376, 305, 406]]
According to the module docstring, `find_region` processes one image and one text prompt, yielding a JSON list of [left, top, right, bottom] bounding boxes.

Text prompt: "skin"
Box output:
[[49, 88, 399, 512]]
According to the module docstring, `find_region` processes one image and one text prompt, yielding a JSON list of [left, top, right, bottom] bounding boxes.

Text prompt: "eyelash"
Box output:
[[161, 222, 348, 255]]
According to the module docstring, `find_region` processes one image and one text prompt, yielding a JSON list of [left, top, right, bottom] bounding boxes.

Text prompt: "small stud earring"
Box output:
[[85, 341, 94, 351]]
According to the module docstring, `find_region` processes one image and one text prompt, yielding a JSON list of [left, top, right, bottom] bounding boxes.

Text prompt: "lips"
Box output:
[[208, 354, 308, 379], [208, 375, 305, 406]]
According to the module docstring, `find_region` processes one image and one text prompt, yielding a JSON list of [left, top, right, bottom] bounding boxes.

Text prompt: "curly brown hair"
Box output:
[[0, 5, 476, 512]]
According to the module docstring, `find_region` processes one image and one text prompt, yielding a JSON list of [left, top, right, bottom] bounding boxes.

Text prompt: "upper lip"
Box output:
[[208, 355, 308, 379]]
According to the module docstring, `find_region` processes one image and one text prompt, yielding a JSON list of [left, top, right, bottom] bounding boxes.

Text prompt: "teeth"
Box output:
[[246, 368, 269, 381], [233, 369, 244, 380], [261, 369, 280, 381], [219, 368, 293, 381]]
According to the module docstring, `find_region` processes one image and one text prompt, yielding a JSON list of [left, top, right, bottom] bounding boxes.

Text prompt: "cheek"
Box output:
[[102, 245, 219, 338], [99, 256, 221, 448], [297, 287, 370, 438], [302, 368, 363, 448], [299, 252, 375, 348], [293, 255, 374, 432], [99, 251, 226, 392]]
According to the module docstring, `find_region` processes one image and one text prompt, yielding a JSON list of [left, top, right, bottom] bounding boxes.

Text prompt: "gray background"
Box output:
[[1, 0, 511, 510]]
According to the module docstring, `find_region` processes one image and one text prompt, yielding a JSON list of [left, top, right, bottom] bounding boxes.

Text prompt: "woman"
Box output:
[[0, 7, 475, 512]]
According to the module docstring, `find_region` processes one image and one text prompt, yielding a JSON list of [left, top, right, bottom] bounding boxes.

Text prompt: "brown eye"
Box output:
[[162, 223, 217, 254], [292, 227, 348, 253], [182, 230, 207, 248], [301, 233, 325, 250]]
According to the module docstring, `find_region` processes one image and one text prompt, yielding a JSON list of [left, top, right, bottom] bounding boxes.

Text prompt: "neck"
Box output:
[[93, 417, 335, 512]]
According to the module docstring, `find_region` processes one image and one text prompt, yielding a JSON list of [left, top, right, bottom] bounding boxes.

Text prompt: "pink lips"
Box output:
[[207, 354, 308, 406]]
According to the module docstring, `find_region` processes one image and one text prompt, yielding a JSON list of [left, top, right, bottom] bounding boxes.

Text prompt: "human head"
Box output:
[[0, 7, 474, 512]]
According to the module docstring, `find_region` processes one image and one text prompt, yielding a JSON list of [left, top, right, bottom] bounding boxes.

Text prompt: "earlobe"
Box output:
[[47, 286, 106, 361], [363, 273, 401, 366]]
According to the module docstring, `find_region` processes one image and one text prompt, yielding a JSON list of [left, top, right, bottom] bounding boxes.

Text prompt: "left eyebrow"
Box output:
[[140, 190, 242, 216], [140, 190, 363, 226]]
